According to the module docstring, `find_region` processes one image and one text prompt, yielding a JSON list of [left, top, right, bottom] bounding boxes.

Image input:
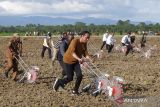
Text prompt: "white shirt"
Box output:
[[121, 35, 131, 45], [43, 36, 51, 47], [106, 35, 115, 45], [102, 33, 108, 41]]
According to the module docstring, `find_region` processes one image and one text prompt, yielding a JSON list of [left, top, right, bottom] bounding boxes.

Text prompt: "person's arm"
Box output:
[[72, 52, 81, 61], [83, 54, 94, 63], [142, 34, 147, 43], [84, 43, 93, 62], [102, 34, 106, 41], [85, 55, 90, 59], [107, 36, 112, 45], [112, 33, 115, 43], [144, 35, 147, 43], [7, 41, 16, 56], [111, 36, 114, 45], [124, 36, 130, 45], [121, 36, 125, 44], [46, 37, 52, 48], [19, 41, 23, 56], [59, 41, 67, 56], [7, 41, 12, 48], [128, 37, 131, 45]]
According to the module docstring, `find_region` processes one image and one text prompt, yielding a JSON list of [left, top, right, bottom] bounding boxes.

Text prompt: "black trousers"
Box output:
[[106, 44, 114, 53], [58, 60, 66, 77], [41, 46, 52, 59], [100, 41, 106, 50], [140, 42, 145, 48], [60, 61, 83, 92]]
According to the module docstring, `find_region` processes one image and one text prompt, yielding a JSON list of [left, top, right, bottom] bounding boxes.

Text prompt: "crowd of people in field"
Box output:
[[100, 31, 148, 56], [0, 30, 150, 96]]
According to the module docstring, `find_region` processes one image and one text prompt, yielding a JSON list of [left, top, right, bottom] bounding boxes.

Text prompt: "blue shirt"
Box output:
[[57, 40, 69, 61]]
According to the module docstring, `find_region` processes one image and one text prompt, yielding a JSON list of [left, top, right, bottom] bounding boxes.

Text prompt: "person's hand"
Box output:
[[78, 58, 84, 64], [11, 52, 16, 57], [85, 57, 94, 63]]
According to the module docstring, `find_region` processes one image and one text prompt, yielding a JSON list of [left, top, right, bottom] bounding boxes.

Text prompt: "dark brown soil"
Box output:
[[0, 36, 160, 107]]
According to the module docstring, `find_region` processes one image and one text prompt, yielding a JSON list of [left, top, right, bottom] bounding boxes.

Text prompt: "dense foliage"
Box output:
[[0, 20, 160, 36]]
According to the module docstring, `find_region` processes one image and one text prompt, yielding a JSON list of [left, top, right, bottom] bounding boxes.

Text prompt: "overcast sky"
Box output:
[[0, 0, 160, 22]]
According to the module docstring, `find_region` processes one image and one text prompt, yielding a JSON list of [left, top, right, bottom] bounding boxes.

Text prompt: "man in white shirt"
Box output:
[[100, 31, 108, 50], [41, 32, 52, 59], [121, 32, 132, 56], [106, 32, 115, 53]]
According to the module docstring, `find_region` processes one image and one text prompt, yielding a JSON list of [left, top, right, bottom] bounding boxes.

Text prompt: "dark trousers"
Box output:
[[60, 62, 83, 92], [100, 41, 106, 50], [58, 60, 66, 77], [3, 55, 18, 80], [41, 46, 52, 59], [106, 44, 114, 53], [140, 42, 145, 48], [122, 43, 132, 56], [126, 45, 132, 55]]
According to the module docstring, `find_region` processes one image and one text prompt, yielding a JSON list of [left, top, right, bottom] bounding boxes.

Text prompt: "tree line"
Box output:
[[0, 20, 160, 36]]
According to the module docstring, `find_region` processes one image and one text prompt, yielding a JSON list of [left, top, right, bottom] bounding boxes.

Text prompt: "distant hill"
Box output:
[[0, 16, 154, 26]]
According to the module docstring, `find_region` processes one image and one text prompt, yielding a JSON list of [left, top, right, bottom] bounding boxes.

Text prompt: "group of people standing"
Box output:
[[100, 31, 115, 53], [100, 31, 147, 56]]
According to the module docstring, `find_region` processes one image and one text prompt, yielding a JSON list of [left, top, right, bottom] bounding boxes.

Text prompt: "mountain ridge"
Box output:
[[0, 16, 154, 26]]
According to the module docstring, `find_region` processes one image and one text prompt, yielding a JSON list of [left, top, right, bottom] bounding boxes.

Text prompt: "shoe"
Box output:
[[92, 89, 101, 97], [82, 84, 91, 92], [53, 78, 61, 91], [71, 90, 81, 96]]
